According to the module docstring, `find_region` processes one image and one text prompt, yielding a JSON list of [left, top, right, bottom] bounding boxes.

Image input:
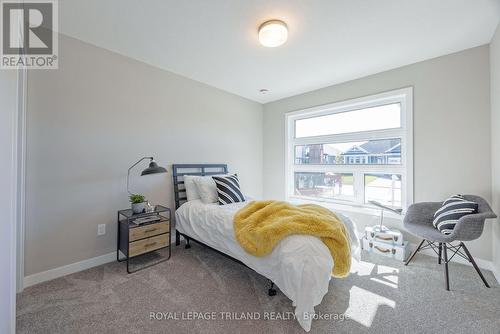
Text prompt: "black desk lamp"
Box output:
[[127, 157, 167, 195]]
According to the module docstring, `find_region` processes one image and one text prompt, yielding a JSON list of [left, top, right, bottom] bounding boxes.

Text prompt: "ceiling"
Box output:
[[59, 0, 500, 103]]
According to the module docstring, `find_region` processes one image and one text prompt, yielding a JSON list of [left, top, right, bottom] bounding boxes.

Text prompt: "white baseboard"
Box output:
[[23, 252, 115, 289], [491, 264, 500, 284], [410, 243, 499, 284], [23, 235, 177, 289]]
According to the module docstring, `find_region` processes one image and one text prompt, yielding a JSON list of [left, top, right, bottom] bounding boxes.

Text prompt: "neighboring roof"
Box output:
[[385, 142, 401, 154], [342, 139, 401, 155]]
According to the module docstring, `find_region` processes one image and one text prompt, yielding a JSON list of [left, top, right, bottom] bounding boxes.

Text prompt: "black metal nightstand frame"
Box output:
[[117, 205, 172, 273]]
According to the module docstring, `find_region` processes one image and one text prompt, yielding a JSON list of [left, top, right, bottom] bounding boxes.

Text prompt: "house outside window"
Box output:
[[286, 88, 413, 210]]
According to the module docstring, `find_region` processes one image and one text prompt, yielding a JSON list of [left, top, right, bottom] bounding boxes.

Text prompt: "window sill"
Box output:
[[287, 196, 404, 221]]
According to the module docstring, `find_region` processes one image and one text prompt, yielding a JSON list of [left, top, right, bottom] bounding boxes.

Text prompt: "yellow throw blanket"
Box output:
[[234, 200, 351, 278]]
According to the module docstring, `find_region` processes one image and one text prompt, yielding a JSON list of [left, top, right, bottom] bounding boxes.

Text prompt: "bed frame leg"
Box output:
[[268, 281, 277, 296], [175, 231, 180, 246], [185, 237, 191, 249]]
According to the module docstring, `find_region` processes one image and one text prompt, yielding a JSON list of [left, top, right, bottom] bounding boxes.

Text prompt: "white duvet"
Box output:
[[175, 199, 360, 331]]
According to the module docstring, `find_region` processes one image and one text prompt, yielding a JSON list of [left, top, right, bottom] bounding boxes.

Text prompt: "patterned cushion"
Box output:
[[212, 174, 245, 205], [433, 194, 478, 235]]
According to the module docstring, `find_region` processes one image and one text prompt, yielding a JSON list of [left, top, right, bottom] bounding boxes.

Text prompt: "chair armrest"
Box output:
[[403, 202, 441, 226], [451, 211, 497, 241]]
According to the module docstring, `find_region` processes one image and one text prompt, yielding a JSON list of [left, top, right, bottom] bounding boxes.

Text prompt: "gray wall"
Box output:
[[263, 45, 493, 260], [24, 34, 497, 275], [491, 23, 500, 274], [25, 34, 263, 276], [0, 71, 18, 333]]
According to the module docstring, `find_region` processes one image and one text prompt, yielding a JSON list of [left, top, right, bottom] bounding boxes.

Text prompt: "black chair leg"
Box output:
[[175, 231, 180, 246], [185, 237, 191, 249], [268, 281, 277, 296], [438, 243, 442, 265], [460, 242, 490, 288], [405, 239, 426, 265], [443, 243, 450, 291]]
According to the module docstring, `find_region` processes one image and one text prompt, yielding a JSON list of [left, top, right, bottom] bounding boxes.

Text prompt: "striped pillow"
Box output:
[[212, 174, 245, 205], [433, 194, 478, 235]]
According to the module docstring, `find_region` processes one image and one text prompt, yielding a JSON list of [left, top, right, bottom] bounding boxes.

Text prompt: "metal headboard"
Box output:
[[172, 164, 228, 209]]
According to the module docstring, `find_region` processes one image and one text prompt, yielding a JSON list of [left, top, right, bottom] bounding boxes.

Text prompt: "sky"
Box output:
[[295, 103, 401, 138]]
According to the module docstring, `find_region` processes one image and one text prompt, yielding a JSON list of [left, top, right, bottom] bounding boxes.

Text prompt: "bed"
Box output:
[[172, 164, 359, 332]]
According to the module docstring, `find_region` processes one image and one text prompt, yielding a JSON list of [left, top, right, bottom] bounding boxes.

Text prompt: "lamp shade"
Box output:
[[141, 161, 167, 176], [258, 20, 288, 47]]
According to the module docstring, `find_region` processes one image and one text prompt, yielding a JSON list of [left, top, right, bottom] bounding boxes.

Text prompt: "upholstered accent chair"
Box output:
[[403, 195, 497, 290]]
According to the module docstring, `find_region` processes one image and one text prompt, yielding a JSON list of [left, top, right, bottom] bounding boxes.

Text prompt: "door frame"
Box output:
[[16, 67, 27, 293]]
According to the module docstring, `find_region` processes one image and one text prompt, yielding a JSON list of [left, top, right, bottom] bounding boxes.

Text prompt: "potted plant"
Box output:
[[129, 194, 146, 214]]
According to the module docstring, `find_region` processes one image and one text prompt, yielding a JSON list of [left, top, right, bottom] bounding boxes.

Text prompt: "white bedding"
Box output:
[[175, 199, 360, 331]]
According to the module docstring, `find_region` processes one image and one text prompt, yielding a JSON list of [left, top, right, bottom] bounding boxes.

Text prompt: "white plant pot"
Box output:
[[131, 202, 146, 214]]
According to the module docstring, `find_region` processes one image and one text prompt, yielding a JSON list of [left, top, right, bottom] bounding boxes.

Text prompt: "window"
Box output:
[[295, 172, 354, 200], [286, 88, 413, 210], [295, 103, 401, 138], [295, 138, 401, 165]]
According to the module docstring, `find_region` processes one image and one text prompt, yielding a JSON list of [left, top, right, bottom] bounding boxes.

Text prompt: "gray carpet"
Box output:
[[17, 243, 500, 334]]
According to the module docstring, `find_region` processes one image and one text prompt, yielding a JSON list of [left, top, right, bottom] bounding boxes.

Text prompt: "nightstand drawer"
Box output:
[[129, 234, 169, 257], [129, 222, 169, 242]]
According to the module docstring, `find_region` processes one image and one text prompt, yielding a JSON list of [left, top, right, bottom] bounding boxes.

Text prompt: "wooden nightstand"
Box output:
[[117, 205, 171, 273]]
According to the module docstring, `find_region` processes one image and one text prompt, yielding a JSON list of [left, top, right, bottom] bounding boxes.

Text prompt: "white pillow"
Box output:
[[183, 175, 201, 201], [192, 175, 225, 204]]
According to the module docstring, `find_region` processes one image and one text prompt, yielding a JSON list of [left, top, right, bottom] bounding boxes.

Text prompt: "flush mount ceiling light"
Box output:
[[258, 20, 288, 47]]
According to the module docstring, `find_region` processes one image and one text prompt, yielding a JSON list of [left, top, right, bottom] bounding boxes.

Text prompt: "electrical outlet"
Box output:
[[97, 224, 106, 236]]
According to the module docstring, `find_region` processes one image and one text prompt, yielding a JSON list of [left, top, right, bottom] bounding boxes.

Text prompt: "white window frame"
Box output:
[[285, 87, 413, 211]]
